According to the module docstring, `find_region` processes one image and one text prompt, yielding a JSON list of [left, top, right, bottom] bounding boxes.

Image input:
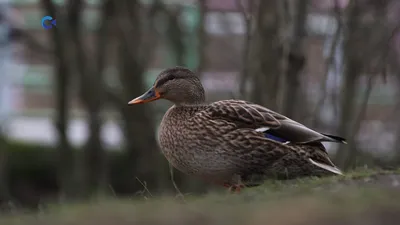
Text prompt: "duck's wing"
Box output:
[[205, 100, 346, 145], [196, 101, 343, 177], [203, 127, 343, 179]]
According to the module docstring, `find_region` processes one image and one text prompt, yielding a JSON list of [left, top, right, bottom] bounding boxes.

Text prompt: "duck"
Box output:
[[128, 66, 346, 193]]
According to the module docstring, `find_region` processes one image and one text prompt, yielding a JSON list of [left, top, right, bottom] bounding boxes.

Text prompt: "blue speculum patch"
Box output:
[[264, 133, 287, 143]]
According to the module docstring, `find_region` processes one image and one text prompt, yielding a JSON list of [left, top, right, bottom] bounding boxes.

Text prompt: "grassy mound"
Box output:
[[1, 169, 400, 225]]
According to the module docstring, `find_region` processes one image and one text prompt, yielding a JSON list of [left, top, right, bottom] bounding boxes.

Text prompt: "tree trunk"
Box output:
[[0, 134, 11, 206], [166, 5, 185, 66], [280, 0, 308, 120], [52, 22, 75, 199], [41, 0, 89, 198], [335, 2, 362, 170], [249, 0, 281, 109], [394, 74, 400, 160], [114, 0, 168, 193], [118, 46, 162, 192], [71, 0, 111, 197], [335, 0, 391, 169]]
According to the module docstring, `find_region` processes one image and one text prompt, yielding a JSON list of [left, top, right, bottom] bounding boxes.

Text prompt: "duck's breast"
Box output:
[[157, 106, 237, 178]]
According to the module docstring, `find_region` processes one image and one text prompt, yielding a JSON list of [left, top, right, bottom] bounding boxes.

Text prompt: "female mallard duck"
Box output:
[[128, 67, 346, 192]]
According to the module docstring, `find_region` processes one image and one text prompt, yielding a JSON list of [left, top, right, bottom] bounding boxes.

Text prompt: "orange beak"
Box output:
[[128, 87, 161, 104]]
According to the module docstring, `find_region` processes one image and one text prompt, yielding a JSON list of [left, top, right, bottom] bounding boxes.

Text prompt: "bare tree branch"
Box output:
[[312, 0, 343, 127], [343, 73, 375, 167], [235, 0, 252, 22], [335, 0, 392, 169], [236, 0, 255, 99], [114, 0, 161, 69], [378, 24, 400, 83]]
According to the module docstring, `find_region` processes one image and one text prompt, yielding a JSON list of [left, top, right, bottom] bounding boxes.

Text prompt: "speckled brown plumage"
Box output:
[[129, 67, 346, 192]]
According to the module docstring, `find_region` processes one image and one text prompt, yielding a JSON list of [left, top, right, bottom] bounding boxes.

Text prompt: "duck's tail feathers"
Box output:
[[308, 158, 343, 175], [321, 133, 347, 144]]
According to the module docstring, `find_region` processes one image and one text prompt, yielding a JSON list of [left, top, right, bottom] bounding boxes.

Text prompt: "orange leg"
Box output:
[[225, 183, 244, 194], [203, 178, 245, 194]]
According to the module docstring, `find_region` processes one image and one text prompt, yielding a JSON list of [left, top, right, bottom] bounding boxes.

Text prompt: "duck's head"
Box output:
[[128, 67, 205, 105]]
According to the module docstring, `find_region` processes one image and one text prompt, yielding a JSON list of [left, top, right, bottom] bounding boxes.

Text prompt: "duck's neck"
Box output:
[[174, 101, 204, 107], [171, 84, 206, 106], [173, 103, 205, 113], [167, 102, 205, 119]]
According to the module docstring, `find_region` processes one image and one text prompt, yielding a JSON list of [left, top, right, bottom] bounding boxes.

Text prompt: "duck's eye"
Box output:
[[168, 75, 177, 81], [156, 75, 178, 87]]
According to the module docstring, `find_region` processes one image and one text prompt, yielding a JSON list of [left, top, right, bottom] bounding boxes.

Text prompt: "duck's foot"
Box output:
[[226, 184, 244, 194]]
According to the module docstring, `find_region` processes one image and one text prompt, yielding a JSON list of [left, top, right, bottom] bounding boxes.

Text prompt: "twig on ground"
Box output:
[[169, 163, 186, 203], [108, 184, 117, 197], [135, 177, 153, 199]]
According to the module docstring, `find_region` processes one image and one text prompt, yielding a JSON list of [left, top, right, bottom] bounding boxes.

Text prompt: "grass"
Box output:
[[2, 169, 400, 225]]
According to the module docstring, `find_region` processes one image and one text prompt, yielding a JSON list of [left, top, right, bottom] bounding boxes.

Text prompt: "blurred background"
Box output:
[[0, 0, 400, 209]]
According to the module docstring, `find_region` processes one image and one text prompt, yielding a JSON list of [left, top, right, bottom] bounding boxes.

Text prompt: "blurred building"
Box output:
[[7, 0, 400, 151], [0, 0, 25, 132], [11, 0, 399, 109]]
